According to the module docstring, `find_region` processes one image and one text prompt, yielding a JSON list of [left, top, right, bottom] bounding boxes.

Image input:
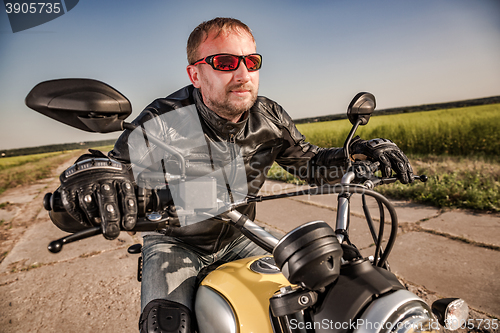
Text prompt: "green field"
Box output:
[[0, 151, 78, 196], [296, 103, 500, 156], [0, 151, 67, 171], [1, 103, 499, 213], [377, 155, 500, 212], [0, 145, 114, 196], [272, 104, 500, 212]]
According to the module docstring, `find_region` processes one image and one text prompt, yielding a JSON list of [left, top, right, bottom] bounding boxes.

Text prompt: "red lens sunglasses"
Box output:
[[192, 53, 262, 72]]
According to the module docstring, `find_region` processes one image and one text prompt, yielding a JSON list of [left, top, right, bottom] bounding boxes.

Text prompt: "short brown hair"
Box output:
[[187, 17, 255, 65]]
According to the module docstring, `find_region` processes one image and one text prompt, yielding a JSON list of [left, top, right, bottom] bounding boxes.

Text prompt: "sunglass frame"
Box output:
[[192, 53, 262, 72]]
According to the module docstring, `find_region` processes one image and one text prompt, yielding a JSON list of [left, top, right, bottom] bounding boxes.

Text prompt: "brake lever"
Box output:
[[48, 227, 102, 253], [47, 217, 168, 253], [365, 174, 428, 188]]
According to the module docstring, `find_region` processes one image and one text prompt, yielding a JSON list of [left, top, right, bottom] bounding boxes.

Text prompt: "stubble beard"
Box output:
[[204, 83, 258, 121]]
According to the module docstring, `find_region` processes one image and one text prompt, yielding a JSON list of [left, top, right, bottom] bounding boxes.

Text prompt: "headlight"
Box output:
[[354, 290, 441, 333], [384, 301, 440, 333]]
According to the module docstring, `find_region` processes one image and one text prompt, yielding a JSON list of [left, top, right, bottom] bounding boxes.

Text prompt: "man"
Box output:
[[57, 17, 413, 332]]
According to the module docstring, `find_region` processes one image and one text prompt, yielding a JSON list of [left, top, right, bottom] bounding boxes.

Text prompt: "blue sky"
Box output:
[[1, 0, 499, 150]]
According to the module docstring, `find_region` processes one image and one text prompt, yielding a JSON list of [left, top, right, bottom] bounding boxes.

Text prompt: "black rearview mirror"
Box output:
[[25, 78, 132, 133], [347, 92, 376, 125]]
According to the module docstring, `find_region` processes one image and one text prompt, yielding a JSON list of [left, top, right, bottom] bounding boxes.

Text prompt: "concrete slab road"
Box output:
[[0, 175, 498, 333]]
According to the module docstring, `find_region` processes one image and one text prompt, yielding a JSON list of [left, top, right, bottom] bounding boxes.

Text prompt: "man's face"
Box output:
[[187, 30, 259, 122]]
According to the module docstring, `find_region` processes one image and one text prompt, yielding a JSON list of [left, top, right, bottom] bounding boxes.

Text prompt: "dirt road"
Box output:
[[0, 160, 498, 332]]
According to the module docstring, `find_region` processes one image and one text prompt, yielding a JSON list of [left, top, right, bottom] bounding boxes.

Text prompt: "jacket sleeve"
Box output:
[[273, 104, 348, 185], [108, 107, 164, 165], [109, 86, 195, 166]]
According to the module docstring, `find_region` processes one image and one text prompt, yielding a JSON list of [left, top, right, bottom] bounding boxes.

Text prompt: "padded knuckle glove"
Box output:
[[350, 137, 414, 184], [59, 156, 137, 240]]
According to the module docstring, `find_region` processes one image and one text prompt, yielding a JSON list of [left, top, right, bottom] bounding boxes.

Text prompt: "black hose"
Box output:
[[250, 184, 399, 263], [374, 199, 385, 267], [362, 194, 378, 247]]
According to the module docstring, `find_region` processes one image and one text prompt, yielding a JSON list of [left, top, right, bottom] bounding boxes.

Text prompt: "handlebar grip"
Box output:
[[43, 193, 52, 211], [43, 191, 66, 212]]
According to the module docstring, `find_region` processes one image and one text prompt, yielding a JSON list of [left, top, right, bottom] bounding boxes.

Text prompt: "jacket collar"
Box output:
[[193, 87, 248, 137]]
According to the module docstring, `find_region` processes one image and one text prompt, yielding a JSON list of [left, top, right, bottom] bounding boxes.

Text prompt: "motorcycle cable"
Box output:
[[246, 184, 400, 264]]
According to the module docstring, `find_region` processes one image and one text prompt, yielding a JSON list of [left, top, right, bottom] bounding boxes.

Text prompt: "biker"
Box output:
[[55, 17, 413, 332]]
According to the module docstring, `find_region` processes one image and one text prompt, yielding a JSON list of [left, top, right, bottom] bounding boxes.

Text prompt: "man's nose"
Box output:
[[234, 62, 251, 83]]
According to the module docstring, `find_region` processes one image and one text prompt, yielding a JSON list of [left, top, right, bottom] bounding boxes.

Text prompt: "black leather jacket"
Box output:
[[110, 85, 347, 253]]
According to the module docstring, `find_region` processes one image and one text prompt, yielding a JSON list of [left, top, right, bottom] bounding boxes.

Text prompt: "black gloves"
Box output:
[[350, 137, 413, 184], [57, 150, 137, 239]]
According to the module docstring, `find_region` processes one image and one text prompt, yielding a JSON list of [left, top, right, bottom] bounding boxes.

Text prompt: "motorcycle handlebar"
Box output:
[[45, 166, 427, 254]]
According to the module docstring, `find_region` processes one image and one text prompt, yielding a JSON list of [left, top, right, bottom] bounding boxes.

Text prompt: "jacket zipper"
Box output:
[[214, 133, 238, 252], [228, 134, 237, 186]]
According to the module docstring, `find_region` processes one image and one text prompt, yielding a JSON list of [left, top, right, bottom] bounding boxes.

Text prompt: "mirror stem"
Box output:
[[123, 122, 187, 179], [343, 118, 363, 169]]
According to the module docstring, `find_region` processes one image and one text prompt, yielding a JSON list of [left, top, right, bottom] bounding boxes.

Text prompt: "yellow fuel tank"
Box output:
[[196, 255, 291, 333]]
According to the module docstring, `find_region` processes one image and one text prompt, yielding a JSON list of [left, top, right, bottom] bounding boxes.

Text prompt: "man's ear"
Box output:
[[186, 65, 201, 88]]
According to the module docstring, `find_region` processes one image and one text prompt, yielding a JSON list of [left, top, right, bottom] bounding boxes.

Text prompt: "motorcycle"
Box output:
[[26, 78, 469, 333]]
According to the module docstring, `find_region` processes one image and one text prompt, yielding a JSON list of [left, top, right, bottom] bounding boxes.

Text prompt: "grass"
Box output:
[[377, 155, 500, 212], [88, 144, 114, 152], [267, 155, 500, 212], [296, 104, 500, 156], [0, 151, 66, 171], [280, 104, 500, 212], [0, 150, 83, 195], [266, 163, 306, 185], [0, 145, 114, 196], [2, 104, 499, 212]]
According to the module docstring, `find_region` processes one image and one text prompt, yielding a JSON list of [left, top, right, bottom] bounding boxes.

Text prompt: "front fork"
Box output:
[[335, 171, 355, 244]]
